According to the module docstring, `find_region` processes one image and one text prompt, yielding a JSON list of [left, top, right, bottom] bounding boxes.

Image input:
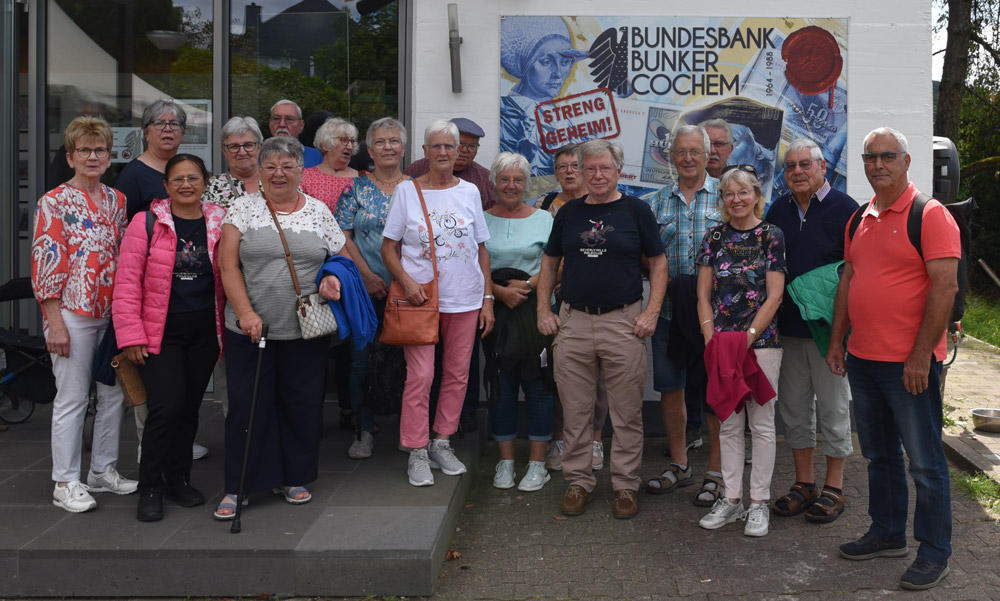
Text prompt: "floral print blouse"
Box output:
[[333, 174, 393, 285]]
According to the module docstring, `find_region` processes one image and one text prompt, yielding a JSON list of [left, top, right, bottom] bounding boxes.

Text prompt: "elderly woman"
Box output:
[[302, 117, 360, 214], [215, 136, 347, 519], [204, 116, 264, 207], [381, 119, 494, 487], [31, 116, 136, 513], [116, 99, 186, 220], [113, 154, 226, 522], [536, 143, 587, 215], [696, 165, 785, 537], [334, 117, 409, 459], [483, 152, 555, 492]]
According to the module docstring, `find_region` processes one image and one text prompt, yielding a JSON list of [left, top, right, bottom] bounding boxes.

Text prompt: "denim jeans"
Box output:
[[490, 371, 554, 443], [847, 353, 952, 564]]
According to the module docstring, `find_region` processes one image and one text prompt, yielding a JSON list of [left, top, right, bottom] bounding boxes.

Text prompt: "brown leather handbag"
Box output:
[[380, 181, 440, 346], [111, 352, 146, 406]]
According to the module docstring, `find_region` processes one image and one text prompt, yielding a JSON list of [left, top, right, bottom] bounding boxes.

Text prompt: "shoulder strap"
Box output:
[[540, 192, 558, 211], [907, 193, 931, 260], [145, 210, 156, 254], [265, 198, 303, 296], [847, 202, 868, 241], [224, 173, 242, 198], [411, 181, 438, 279]]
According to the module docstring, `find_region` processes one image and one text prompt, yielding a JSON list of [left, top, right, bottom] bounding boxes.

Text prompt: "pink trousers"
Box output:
[[399, 310, 479, 449]]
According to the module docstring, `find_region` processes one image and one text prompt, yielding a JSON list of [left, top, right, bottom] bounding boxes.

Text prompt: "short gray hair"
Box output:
[[784, 138, 824, 162], [579, 139, 625, 170], [863, 127, 908, 154], [259, 136, 304, 167], [270, 99, 302, 119], [221, 116, 263, 145], [141, 99, 187, 130], [700, 119, 732, 145], [315, 117, 359, 156], [553, 143, 580, 162], [489, 152, 530, 186], [366, 117, 407, 148], [671, 125, 709, 152], [423, 119, 460, 146]]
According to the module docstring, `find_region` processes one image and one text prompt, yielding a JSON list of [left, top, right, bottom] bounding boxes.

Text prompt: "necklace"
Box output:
[[269, 194, 302, 215], [370, 171, 406, 187]]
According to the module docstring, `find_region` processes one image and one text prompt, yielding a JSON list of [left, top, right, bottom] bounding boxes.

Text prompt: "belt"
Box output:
[[568, 300, 639, 315]]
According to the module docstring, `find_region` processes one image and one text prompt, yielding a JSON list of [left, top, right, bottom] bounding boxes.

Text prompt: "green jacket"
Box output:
[[786, 261, 845, 356]]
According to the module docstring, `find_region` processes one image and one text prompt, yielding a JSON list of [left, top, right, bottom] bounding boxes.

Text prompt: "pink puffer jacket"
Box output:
[[113, 198, 227, 354]]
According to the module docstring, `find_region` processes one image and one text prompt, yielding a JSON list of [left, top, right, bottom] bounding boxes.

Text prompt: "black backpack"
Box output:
[[848, 194, 976, 322]]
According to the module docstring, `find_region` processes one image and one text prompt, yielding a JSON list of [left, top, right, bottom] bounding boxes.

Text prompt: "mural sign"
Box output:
[[499, 16, 848, 202]]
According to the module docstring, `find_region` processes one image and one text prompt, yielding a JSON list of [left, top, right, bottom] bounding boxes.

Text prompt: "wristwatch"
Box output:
[[525, 279, 533, 293], [748, 327, 758, 336], [483, 294, 495, 301]]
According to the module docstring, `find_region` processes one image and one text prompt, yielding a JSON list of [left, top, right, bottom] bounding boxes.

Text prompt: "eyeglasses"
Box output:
[[671, 149, 705, 158], [429, 143, 456, 152], [150, 119, 183, 131], [721, 163, 759, 177], [372, 138, 402, 149], [583, 165, 617, 176], [555, 161, 579, 173], [270, 115, 301, 124], [261, 163, 302, 175], [784, 159, 817, 171], [336, 137, 357, 147], [722, 188, 755, 202], [711, 140, 732, 149], [167, 175, 204, 185], [73, 147, 109, 158], [497, 176, 526, 186], [224, 142, 259, 154], [459, 142, 480, 152], [862, 151, 905, 164]]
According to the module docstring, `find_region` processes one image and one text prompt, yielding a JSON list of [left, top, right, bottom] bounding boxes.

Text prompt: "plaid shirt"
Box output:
[[646, 175, 721, 316]]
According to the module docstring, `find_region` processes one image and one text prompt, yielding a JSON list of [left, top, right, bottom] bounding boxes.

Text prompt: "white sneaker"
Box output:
[[348, 431, 374, 459], [744, 502, 770, 537], [699, 497, 745, 530], [192, 442, 209, 461], [545, 440, 565, 471], [493, 459, 515, 489], [407, 449, 434, 487], [517, 460, 551, 492], [427, 439, 467, 475], [52, 480, 97, 513], [86, 467, 138, 495], [592, 440, 605, 471]]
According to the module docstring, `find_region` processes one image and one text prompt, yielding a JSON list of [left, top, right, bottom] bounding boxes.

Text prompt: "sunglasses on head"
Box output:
[[720, 163, 758, 177]]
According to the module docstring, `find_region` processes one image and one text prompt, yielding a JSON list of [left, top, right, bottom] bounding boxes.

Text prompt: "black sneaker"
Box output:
[[839, 532, 909, 560], [164, 481, 206, 507], [900, 558, 950, 590], [136, 491, 163, 522]]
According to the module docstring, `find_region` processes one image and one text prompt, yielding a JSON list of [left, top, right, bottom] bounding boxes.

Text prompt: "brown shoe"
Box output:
[[560, 484, 592, 516], [613, 489, 639, 519]]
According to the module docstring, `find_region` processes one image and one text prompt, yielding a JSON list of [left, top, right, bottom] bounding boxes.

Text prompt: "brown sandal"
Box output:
[[805, 488, 846, 523], [692, 473, 725, 507], [772, 483, 818, 517]]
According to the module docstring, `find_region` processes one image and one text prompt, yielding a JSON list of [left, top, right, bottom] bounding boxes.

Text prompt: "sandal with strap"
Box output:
[[645, 463, 694, 495], [273, 486, 312, 505], [213, 493, 247, 521], [772, 482, 818, 517], [805, 488, 846, 523], [692, 473, 725, 507]]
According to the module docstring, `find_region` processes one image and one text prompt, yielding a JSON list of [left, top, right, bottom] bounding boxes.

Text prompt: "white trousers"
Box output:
[[48, 310, 125, 482], [719, 347, 782, 502]]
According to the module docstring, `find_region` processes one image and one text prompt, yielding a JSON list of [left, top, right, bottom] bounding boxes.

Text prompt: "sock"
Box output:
[[823, 485, 843, 496]]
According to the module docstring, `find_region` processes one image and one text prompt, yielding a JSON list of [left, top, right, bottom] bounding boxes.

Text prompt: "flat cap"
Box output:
[[450, 117, 485, 138]]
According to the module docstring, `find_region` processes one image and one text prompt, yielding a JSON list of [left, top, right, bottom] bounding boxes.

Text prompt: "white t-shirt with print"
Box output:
[[383, 179, 489, 313]]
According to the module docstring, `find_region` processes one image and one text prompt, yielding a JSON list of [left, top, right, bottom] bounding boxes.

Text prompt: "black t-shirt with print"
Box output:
[[168, 214, 215, 314], [545, 194, 663, 307]]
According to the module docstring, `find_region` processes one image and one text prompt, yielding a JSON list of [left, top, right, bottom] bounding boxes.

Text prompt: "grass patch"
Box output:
[[954, 470, 1000, 517], [962, 293, 1000, 347]]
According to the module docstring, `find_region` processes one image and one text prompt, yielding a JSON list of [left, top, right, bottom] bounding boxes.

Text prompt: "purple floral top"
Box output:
[[696, 221, 786, 349]]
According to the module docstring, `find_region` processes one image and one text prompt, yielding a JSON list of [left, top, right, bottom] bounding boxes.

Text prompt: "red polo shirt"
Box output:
[[844, 182, 960, 362]]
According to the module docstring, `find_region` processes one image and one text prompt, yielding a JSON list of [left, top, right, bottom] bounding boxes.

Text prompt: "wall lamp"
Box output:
[[448, 3, 462, 93]]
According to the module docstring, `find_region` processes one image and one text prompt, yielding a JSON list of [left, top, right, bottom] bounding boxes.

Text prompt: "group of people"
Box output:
[[30, 98, 958, 591]]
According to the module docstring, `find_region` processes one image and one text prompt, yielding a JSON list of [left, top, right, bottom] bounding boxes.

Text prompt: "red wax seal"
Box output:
[[781, 26, 843, 109]]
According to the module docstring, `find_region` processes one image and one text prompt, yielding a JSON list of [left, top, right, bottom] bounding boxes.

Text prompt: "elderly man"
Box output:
[[700, 118, 734, 178], [764, 139, 858, 523], [537, 139, 667, 519], [644, 125, 724, 508], [827, 127, 959, 591], [268, 99, 321, 167], [405, 117, 496, 210]]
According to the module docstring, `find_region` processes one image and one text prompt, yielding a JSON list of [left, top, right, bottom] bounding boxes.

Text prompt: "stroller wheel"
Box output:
[[0, 391, 35, 424]]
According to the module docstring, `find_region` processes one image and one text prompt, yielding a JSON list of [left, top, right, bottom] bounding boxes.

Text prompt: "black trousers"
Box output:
[[138, 309, 219, 491], [223, 330, 330, 494]]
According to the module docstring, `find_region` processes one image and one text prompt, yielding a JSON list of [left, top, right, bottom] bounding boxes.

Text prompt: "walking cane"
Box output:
[[231, 323, 269, 534]]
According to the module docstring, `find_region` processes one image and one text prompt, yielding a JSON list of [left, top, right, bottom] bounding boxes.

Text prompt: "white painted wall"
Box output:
[[410, 1, 934, 203]]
